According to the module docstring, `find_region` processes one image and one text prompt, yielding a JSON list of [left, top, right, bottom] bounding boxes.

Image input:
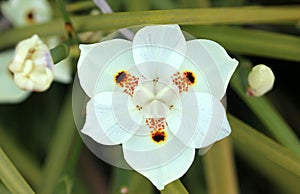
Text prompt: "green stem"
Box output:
[[230, 62, 300, 155], [0, 147, 35, 194], [37, 90, 76, 194], [56, 0, 79, 43], [66, 1, 96, 12], [0, 128, 41, 189], [203, 138, 239, 194], [1, 6, 300, 49], [160, 180, 189, 194], [50, 39, 72, 64]]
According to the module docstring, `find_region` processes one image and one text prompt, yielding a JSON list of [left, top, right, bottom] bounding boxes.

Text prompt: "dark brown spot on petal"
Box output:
[[114, 70, 127, 84], [26, 10, 35, 23], [184, 71, 196, 85], [151, 130, 167, 143]]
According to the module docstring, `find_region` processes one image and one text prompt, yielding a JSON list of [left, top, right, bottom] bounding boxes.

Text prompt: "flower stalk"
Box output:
[[50, 39, 72, 64], [56, 0, 79, 44]]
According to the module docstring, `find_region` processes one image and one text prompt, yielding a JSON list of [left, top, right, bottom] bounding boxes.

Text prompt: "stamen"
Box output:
[[136, 105, 142, 110], [114, 70, 139, 97]]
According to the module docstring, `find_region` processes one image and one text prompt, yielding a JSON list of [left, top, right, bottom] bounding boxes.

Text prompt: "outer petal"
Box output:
[[132, 25, 187, 78], [123, 126, 195, 190], [82, 92, 142, 145], [184, 39, 238, 100], [77, 39, 135, 97], [168, 92, 231, 148], [53, 58, 72, 84], [0, 50, 30, 103]]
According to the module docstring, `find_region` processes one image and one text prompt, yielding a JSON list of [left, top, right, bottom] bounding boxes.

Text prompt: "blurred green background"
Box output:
[[0, 0, 300, 194]]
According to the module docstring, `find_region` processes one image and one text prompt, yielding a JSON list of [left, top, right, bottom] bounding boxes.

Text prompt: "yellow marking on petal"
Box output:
[[151, 129, 167, 144], [146, 118, 167, 144], [183, 70, 196, 86], [114, 70, 139, 97], [114, 70, 128, 85]]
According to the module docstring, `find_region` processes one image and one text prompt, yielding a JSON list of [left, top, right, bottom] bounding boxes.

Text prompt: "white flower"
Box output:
[[76, 25, 238, 190], [247, 64, 275, 97], [0, 50, 30, 103], [1, 0, 52, 27], [9, 34, 54, 92]]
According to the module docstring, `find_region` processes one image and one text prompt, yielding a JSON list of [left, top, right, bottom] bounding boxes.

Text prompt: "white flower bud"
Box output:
[[247, 64, 275, 97], [9, 34, 54, 92]]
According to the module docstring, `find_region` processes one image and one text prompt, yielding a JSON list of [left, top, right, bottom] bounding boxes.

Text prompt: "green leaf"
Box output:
[[110, 168, 153, 194], [0, 127, 42, 189], [1, 6, 300, 49], [183, 25, 300, 62], [228, 114, 300, 177], [161, 180, 189, 194], [229, 114, 300, 193], [0, 147, 35, 194], [230, 62, 300, 154], [203, 138, 239, 194]]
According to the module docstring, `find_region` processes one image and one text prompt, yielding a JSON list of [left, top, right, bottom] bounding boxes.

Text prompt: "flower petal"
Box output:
[[167, 92, 231, 148], [82, 92, 142, 145], [132, 25, 186, 78], [53, 58, 72, 84], [0, 50, 30, 103], [184, 39, 238, 99], [123, 126, 195, 190], [1, 0, 52, 27], [77, 39, 135, 97]]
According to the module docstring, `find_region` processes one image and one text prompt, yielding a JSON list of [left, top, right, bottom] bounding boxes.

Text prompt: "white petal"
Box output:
[[0, 74, 30, 103], [132, 25, 187, 78], [168, 92, 231, 148], [123, 127, 195, 190], [184, 40, 238, 100], [77, 39, 135, 97], [0, 50, 30, 103], [53, 58, 72, 83], [1, 0, 52, 27], [82, 92, 142, 145]]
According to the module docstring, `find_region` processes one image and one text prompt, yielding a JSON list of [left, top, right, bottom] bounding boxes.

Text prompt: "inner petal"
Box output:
[[132, 81, 155, 106], [147, 100, 169, 118], [155, 81, 179, 106]]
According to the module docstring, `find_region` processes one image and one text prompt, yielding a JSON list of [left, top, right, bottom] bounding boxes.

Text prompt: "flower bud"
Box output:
[[247, 64, 275, 97], [9, 34, 54, 92]]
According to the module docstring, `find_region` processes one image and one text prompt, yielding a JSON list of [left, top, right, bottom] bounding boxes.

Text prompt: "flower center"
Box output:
[[132, 79, 179, 117]]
